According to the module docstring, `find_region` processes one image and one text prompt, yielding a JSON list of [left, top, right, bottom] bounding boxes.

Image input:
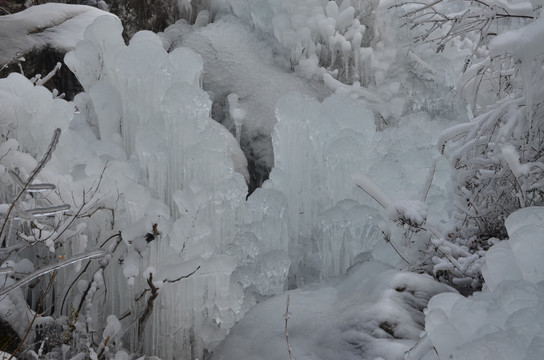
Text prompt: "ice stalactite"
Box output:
[[263, 93, 387, 286], [66, 16, 247, 215]]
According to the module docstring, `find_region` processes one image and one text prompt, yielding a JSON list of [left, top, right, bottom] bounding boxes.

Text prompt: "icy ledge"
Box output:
[[211, 261, 455, 360]]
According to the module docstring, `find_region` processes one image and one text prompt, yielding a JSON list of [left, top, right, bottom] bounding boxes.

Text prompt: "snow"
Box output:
[[489, 14, 544, 62], [353, 171, 395, 209], [0, 4, 114, 65], [211, 261, 455, 360], [502, 144, 531, 179]]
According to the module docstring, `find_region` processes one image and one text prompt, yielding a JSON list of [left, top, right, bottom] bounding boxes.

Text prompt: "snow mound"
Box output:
[[211, 261, 455, 360], [0, 4, 114, 65]]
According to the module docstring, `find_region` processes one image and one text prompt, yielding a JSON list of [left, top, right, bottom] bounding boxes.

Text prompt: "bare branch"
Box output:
[[0, 129, 61, 240], [164, 266, 200, 283]]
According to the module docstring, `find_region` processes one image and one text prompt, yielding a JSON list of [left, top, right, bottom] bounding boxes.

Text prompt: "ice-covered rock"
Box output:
[[174, 14, 329, 190], [421, 207, 544, 359]]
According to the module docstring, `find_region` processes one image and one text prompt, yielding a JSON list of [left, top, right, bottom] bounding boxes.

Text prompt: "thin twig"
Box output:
[[164, 266, 200, 283], [383, 232, 410, 264], [283, 295, 294, 360], [0, 129, 61, 241], [0, 249, 105, 297], [9, 271, 57, 360], [420, 158, 438, 203]]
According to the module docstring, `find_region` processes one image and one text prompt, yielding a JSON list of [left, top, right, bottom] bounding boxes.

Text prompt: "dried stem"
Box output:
[[283, 295, 294, 360], [9, 271, 57, 360], [136, 266, 200, 340]]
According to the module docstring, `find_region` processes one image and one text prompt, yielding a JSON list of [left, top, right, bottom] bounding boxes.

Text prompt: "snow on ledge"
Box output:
[[0, 3, 116, 65]]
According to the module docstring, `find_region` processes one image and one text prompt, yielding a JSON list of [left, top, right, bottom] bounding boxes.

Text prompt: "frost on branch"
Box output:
[[352, 171, 428, 230], [385, 0, 544, 290], [442, 15, 544, 241]]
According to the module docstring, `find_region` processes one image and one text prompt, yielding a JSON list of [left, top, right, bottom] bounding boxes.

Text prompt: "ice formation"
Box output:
[[226, 0, 379, 83], [65, 15, 248, 212], [3, 0, 532, 358], [0, 72, 74, 157], [169, 14, 329, 188], [419, 207, 544, 359], [1, 13, 457, 354], [221, 0, 465, 124], [264, 94, 455, 285], [211, 261, 455, 360], [0, 10, 251, 358], [62, 15, 255, 358]]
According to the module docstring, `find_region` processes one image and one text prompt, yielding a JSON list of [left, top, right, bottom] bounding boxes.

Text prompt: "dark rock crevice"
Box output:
[[0, 47, 83, 100]]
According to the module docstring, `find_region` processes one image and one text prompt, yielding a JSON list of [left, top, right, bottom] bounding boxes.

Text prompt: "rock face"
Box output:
[[0, 0, 26, 15], [110, 0, 223, 40], [0, 318, 21, 354], [0, 47, 82, 100], [109, 0, 174, 40]]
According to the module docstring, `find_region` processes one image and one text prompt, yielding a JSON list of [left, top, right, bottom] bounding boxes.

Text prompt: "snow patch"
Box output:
[[0, 4, 115, 65]]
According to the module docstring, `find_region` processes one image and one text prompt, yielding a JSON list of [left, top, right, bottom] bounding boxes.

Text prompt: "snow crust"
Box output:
[[0, 4, 114, 65]]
